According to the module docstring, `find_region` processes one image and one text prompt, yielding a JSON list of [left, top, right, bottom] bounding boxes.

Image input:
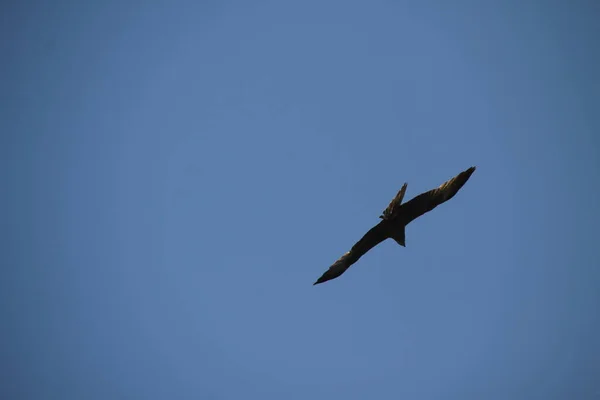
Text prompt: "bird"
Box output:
[[313, 166, 476, 285]]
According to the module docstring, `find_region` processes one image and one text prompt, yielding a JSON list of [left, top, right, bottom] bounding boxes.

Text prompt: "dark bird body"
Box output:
[[313, 166, 476, 285]]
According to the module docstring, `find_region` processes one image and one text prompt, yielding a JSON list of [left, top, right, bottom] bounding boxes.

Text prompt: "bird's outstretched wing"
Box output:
[[380, 183, 407, 220], [399, 166, 476, 225], [313, 221, 388, 285]]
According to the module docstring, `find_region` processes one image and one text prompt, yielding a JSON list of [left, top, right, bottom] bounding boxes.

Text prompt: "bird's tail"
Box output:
[[389, 225, 406, 247]]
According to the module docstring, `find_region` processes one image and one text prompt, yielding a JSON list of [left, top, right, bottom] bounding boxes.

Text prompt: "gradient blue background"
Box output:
[[2, 1, 599, 399]]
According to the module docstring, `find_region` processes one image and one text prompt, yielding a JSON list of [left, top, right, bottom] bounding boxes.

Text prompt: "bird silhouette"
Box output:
[[313, 166, 476, 285]]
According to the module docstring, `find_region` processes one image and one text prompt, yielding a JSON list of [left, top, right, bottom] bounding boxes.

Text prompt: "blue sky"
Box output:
[[2, 1, 599, 399]]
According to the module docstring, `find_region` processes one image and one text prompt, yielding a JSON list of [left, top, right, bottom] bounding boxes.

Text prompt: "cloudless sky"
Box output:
[[2, 1, 600, 399]]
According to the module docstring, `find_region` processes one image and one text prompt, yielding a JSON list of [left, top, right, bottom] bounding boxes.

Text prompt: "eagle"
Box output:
[[313, 166, 476, 285]]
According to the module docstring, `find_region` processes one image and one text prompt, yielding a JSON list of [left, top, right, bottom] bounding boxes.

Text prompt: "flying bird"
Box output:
[[313, 166, 476, 285]]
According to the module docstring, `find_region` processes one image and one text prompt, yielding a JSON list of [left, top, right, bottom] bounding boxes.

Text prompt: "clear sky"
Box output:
[[2, 1, 599, 399]]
